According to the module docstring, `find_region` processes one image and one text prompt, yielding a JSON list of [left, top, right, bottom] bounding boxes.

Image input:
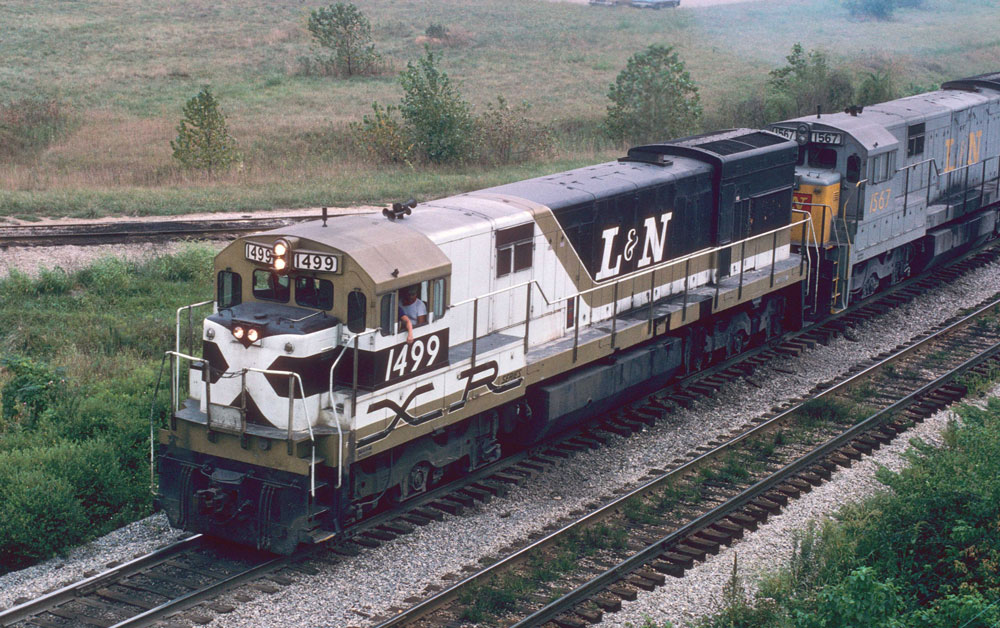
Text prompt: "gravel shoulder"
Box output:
[[2, 257, 998, 625]]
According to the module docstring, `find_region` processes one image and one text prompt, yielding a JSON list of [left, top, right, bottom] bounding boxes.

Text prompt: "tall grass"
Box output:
[[1, 0, 998, 217]]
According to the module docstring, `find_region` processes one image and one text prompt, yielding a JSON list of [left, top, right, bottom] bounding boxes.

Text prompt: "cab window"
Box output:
[[217, 271, 242, 308], [384, 278, 447, 337], [347, 291, 367, 333], [808, 147, 837, 169], [380, 293, 396, 336], [847, 154, 862, 183], [252, 270, 289, 302], [295, 276, 333, 310], [870, 152, 895, 184]]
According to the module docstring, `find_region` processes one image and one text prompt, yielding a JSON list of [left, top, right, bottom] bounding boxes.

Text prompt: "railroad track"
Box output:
[[0, 214, 345, 248], [4, 243, 1000, 627], [374, 296, 1000, 627]]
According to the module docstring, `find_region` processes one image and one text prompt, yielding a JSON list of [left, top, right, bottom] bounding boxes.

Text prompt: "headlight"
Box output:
[[233, 326, 245, 340], [274, 241, 287, 256], [247, 328, 259, 342], [274, 257, 287, 271], [206, 328, 215, 340]]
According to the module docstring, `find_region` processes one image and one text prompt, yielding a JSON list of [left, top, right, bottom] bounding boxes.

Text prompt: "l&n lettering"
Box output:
[[595, 212, 673, 280]]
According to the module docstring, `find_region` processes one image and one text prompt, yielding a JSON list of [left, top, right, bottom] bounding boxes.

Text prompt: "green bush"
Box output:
[[0, 250, 210, 572], [399, 48, 474, 164], [350, 102, 413, 165], [0, 356, 66, 427], [766, 43, 854, 120], [604, 44, 701, 145], [0, 438, 147, 571], [307, 3, 384, 77]]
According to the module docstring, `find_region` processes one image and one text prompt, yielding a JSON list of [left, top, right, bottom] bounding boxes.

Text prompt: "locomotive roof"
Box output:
[[773, 79, 1000, 153], [264, 214, 453, 293], [482, 156, 711, 211]]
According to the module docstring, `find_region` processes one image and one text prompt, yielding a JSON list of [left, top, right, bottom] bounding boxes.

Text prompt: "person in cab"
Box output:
[[398, 285, 427, 344]]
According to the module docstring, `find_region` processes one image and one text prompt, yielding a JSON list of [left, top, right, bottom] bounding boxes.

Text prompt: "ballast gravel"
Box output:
[[2, 258, 1000, 626], [600, 395, 964, 628]]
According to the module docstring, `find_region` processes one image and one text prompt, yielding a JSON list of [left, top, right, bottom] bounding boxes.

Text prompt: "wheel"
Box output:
[[400, 462, 430, 500]]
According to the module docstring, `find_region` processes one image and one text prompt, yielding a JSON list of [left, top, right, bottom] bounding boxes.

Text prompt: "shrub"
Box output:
[[350, 102, 413, 165], [170, 87, 241, 176], [857, 69, 897, 106], [425, 23, 449, 40], [0, 439, 148, 572], [474, 96, 553, 165], [604, 44, 701, 145], [307, 3, 384, 77], [0, 98, 72, 162], [766, 44, 854, 120], [0, 356, 66, 427], [399, 49, 474, 164]]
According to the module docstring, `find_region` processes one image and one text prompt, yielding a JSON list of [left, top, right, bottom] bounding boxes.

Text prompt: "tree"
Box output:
[[170, 88, 240, 176], [765, 43, 854, 120], [604, 45, 701, 145], [307, 3, 382, 77], [398, 49, 473, 164]]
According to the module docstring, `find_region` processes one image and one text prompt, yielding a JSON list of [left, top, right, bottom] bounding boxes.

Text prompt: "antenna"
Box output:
[[322, 207, 328, 227]]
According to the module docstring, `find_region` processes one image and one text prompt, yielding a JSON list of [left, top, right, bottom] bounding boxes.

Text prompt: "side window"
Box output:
[[252, 270, 289, 302], [347, 291, 367, 333], [496, 223, 534, 278], [907, 123, 925, 157], [295, 277, 333, 310], [217, 271, 242, 308], [870, 153, 896, 184], [380, 293, 396, 336]]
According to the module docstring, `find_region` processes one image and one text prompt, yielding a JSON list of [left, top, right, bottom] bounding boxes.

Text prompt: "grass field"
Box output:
[[1, 0, 999, 217]]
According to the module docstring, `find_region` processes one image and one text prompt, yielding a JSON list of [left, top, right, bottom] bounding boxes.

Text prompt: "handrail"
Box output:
[[165, 350, 320, 497], [174, 300, 213, 410], [450, 217, 813, 312], [445, 217, 813, 364], [325, 343, 354, 490]]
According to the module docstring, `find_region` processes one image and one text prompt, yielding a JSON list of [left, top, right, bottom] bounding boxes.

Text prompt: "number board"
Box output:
[[375, 329, 450, 387], [293, 250, 341, 273], [245, 242, 273, 264], [770, 126, 843, 146]]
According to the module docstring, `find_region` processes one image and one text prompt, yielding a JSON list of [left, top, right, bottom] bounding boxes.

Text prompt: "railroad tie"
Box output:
[[575, 606, 604, 623], [627, 575, 657, 591], [593, 595, 622, 612]]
